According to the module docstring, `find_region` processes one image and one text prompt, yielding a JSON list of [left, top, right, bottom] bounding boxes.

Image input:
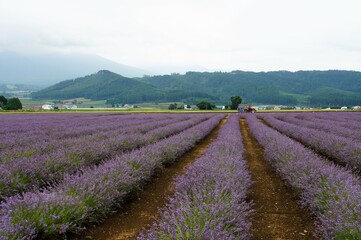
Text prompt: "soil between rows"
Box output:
[[240, 118, 317, 240], [76, 115, 228, 240]]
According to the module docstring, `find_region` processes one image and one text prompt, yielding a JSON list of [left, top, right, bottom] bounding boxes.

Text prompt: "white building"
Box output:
[[41, 104, 54, 110], [184, 105, 192, 110]]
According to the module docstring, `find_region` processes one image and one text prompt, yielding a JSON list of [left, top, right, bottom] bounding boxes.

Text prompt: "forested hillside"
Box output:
[[32, 70, 361, 106], [32, 70, 216, 104], [140, 70, 361, 105]]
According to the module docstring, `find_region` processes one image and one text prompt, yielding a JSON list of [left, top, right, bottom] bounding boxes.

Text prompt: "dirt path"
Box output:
[[240, 118, 317, 240], [77, 116, 228, 240]]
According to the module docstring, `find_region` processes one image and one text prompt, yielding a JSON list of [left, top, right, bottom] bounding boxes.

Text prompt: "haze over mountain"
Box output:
[[0, 52, 153, 86], [32, 69, 361, 106]]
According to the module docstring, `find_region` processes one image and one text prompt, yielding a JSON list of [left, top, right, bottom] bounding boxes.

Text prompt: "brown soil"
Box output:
[[76, 116, 228, 240], [240, 118, 317, 240]]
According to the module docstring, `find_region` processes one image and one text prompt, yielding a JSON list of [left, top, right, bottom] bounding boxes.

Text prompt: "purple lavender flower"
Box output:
[[138, 114, 253, 240], [0, 113, 211, 200], [260, 113, 361, 171], [246, 114, 361, 239], [0, 114, 225, 239]]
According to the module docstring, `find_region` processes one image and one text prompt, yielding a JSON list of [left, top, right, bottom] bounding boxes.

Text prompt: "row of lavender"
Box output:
[[294, 112, 361, 127], [294, 112, 361, 131], [273, 113, 361, 142], [0, 113, 156, 146], [0, 114, 211, 200], [0, 114, 185, 160], [259, 113, 361, 171], [138, 115, 253, 239], [0, 114, 177, 168], [0, 114, 225, 239], [246, 114, 361, 239]]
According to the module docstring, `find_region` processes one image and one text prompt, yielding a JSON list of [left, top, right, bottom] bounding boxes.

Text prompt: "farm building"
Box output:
[[184, 105, 192, 110], [41, 104, 54, 110]]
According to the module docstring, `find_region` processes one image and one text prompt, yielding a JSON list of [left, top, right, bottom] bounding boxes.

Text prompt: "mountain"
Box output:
[[139, 70, 361, 106], [0, 83, 42, 92], [32, 70, 361, 106], [0, 52, 152, 86], [31, 70, 216, 104]]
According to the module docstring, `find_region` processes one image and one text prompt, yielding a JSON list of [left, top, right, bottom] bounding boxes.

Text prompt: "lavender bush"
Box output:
[[0, 114, 210, 200], [260, 114, 361, 171], [273, 113, 361, 142], [0, 114, 182, 157], [246, 114, 361, 239], [138, 114, 253, 240], [293, 112, 361, 132], [0, 114, 225, 239]]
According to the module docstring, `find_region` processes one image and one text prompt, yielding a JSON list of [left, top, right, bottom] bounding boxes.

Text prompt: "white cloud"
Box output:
[[1, 0, 361, 72]]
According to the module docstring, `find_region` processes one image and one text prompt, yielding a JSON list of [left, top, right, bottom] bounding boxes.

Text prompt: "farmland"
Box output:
[[0, 112, 360, 239]]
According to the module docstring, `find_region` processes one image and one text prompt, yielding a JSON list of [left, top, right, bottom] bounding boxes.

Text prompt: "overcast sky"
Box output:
[[1, 0, 361, 73]]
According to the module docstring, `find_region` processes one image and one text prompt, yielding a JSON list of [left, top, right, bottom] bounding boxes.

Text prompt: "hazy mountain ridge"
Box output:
[[0, 83, 42, 91], [0, 52, 152, 86]]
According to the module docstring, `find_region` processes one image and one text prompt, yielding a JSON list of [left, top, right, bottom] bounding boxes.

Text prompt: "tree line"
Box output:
[[168, 96, 243, 110], [0, 96, 23, 110]]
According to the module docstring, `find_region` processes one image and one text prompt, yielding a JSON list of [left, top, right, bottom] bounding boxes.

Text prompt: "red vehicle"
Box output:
[[243, 106, 256, 113]]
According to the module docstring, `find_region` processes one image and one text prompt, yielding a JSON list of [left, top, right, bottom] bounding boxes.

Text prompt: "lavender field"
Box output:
[[0, 112, 360, 239], [247, 113, 361, 239]]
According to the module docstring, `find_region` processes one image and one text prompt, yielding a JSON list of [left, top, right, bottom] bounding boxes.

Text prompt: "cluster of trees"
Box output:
[[169, 96, 243, 110], [196, 101, 216, 110], [196, 96, 242, 110], [0, 96, 22, 110], [230, 96, 242, 109], [168, 103, 184, 110], [168, 103, 193, 110], [197, 96, 242, 110]]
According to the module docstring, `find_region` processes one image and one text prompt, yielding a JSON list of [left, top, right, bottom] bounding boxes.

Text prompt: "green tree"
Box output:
[[0, 96, 7, 108], [196, 100, 215, 110], [6, 97, 22, 110], [230, 96, 242, 110], [168, 103, 177, 110]]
